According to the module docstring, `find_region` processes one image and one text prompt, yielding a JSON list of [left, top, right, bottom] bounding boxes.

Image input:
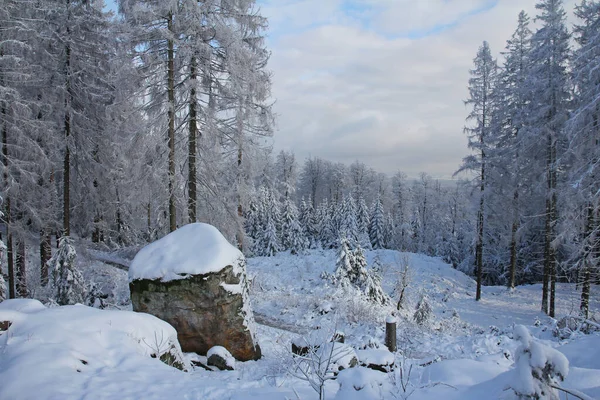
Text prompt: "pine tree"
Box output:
[[334, 237, 355, 287], [413, 293, 432, 326], [357, 195, 371, 248], [457, 41, 498, 301], [319, 199, 337, 249], [339, 195, 359, 244], [281, 197, 308, 254], [353, 246, 389, 305], [299, 197, 318, 248], [369, 197, 385, 249], [49, 236, 86, 305]]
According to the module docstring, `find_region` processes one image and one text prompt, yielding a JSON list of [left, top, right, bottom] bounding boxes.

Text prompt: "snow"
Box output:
[[385, 315, 397, 324], [2, 248, 600, 399], [0, 302, 187, 400], [356, 348, 394, 367], [129, 223, 243, 282], [220, 283, 243, 295], [334, 367, 387, 400]]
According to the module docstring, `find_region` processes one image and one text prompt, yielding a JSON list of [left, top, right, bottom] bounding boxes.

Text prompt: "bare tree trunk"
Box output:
[[236, 144, 244, 251], [6, 231, 14, 299], [15, 239, 26, 297], [1, 86, 15, 299], [549, 144, 558, 318], [475, 152, 485, 301], [40, 229, 51, 286], [580, 204, 594, 319], [542, 200, 550, 314], [147, 201, 151, 234], [542, 134, 557, 316], [188, 56, 198, 223], [63, 6, 71, 238], [167, 12, 176, 232], [509, 190, 519, 289]]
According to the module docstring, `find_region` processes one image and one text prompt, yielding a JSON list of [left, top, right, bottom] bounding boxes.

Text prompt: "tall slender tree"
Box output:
[[458, 41, 498, 301]]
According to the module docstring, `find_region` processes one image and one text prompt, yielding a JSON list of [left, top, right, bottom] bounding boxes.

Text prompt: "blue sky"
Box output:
[[104, 0, 578, 178]]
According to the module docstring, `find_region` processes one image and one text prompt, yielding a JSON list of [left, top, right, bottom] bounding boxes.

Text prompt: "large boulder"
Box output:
[[129, 223, 261, 361]]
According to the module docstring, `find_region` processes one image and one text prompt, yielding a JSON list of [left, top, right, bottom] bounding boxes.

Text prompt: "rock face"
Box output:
[[129, 223, 261, 361]]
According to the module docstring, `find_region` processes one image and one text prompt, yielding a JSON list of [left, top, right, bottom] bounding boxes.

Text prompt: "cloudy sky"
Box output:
[[106, 0, 578, 178], [258, 0, 582, 178]]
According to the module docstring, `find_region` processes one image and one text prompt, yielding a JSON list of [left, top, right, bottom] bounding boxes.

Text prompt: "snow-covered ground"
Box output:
[[1, 249, 599, 399]]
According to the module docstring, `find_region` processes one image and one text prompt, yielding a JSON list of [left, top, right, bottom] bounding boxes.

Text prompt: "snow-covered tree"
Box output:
[[299, 197, 319, 248], [49, 236, 86, 305], [510, 325, 568, 399], [318, 199, 337, 249], [339, 195, 359, 244], [334, 237, 388, 304], [570, 0, 600, 318], [413, 293, 432, 326], [334, 237, 355, 287], [281, 197, 308, 254], [369, 197, 386, 250], [525, 0, 571, 316], [457, 40, 498, 301]]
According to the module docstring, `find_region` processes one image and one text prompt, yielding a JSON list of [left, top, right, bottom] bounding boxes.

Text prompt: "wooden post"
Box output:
[[385, 316, 397, 352]]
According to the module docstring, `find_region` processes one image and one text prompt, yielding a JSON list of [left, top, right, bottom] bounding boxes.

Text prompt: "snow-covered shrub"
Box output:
[[334, 367, 387, 400], [413, 294, 432, 326], [49, 236, 87, 305], [289, 331, 358, 400], [553, 316, 600, 340], [87, 282, 107, 309], [510, 325, 568, 399]]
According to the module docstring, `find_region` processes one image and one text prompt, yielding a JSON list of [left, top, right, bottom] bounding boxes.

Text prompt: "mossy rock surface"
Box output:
[[130, 264, 260, 361]]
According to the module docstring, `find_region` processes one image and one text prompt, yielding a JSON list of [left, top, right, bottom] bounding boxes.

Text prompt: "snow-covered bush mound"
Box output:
[[0, 299, 187, 399], [129, 223, 243, 282]]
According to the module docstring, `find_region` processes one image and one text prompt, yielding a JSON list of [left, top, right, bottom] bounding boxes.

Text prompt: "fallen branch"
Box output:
[[571, 316, 600, 330], [550, 384, 595, 400]]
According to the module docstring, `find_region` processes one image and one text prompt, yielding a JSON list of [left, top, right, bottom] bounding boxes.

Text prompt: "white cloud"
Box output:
[[263, 0, 578, 178]]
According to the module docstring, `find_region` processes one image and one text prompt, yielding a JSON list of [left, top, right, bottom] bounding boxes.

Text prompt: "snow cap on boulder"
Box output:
[[129, 223, 243, 282]]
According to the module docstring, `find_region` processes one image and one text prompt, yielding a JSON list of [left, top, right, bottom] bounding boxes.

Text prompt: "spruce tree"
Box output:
[[49, 236, 86, 305], [281, 197, 307, 254], [369, 197, 386, 249], [334, 237, 355, 287], [339, 195, 359, 244]]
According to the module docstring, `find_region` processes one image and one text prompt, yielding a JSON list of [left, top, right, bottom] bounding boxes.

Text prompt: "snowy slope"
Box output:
[[0, 248, 598, 399]]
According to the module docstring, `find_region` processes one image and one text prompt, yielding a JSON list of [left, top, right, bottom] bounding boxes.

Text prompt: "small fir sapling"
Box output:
[[49, 236, 87, 305], [510, 325, 569, 400], [413, 293, 432, 326], [261, 216, 280, 257]]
